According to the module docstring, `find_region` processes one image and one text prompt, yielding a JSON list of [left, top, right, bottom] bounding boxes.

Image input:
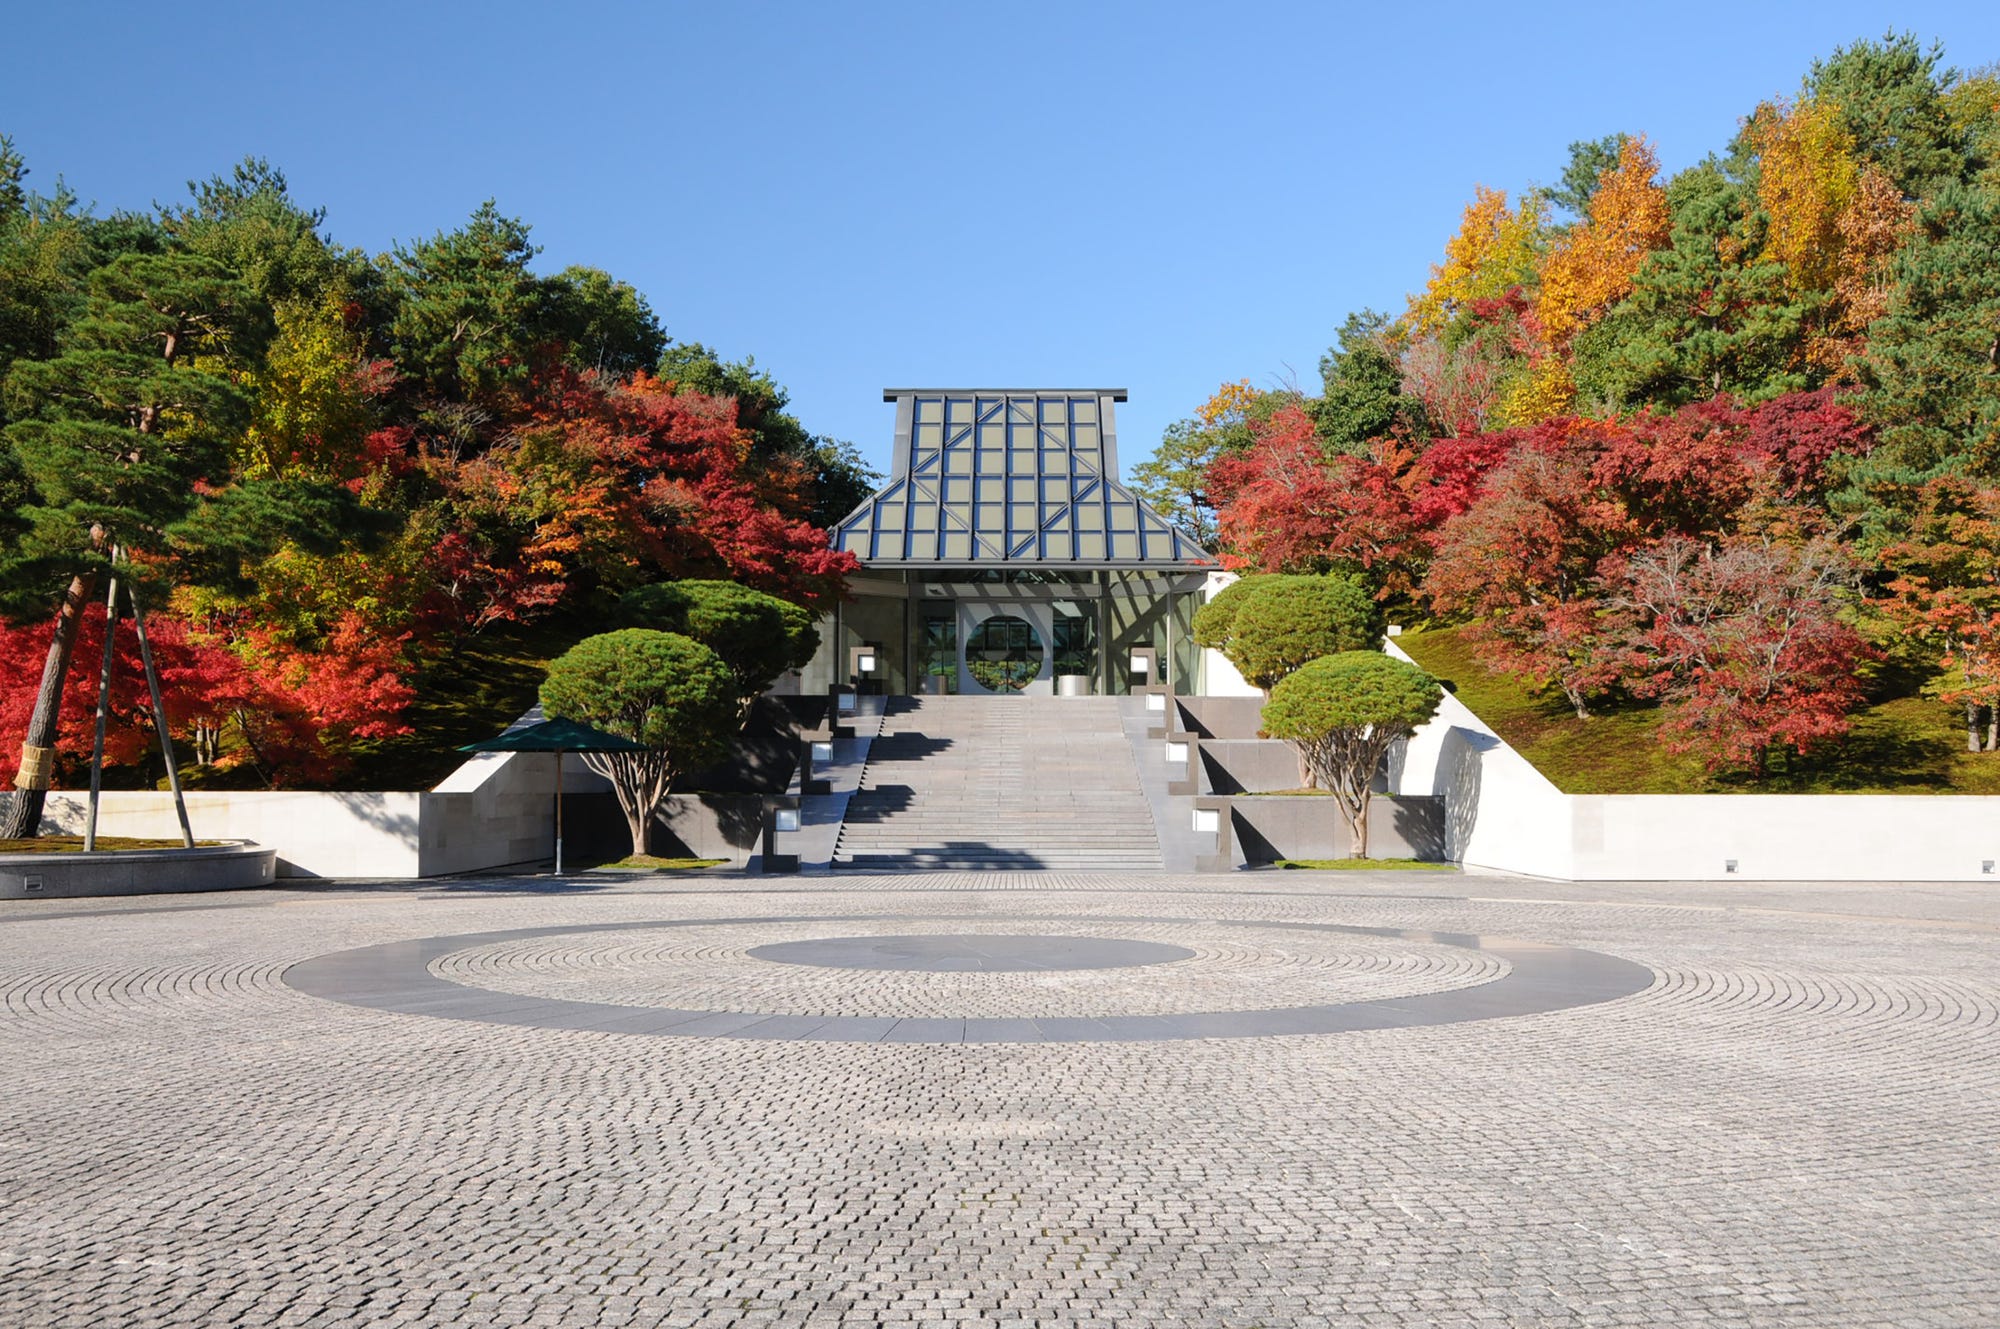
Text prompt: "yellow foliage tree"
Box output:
[[1495, 357, 1576, 428], [233, 293, 383, 481], [1197, 378, 1262, 428], [1535, 137, 1670, 346], [1746, 98, 1859, 294], [1406, 187, 1548, 336]]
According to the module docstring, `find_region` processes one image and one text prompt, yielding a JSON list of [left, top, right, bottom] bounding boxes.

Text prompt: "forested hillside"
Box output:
[[0, 151, 867, 791], [1137, 34, 2000, 781]]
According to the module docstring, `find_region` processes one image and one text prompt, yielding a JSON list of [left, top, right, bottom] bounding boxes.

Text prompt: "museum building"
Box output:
[[801, 389, 1219, 697]]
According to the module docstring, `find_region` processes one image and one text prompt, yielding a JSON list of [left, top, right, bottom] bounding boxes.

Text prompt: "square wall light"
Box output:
[[1192, 808, 1220, 835], [857, 653, 877, 674], [811, 741, 833, 765], [774, 808, 801, 833], [1166, 741, 1189, 763], [836, 693, 858, 714], [1145, 693, 1166, 712]]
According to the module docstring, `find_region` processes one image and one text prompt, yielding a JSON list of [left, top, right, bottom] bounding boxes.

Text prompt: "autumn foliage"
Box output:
[[0, 163, 861, 790], [1155, 35, 2000, 777]]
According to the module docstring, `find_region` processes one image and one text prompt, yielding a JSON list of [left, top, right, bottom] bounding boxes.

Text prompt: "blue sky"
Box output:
[[7, 2, 1999, 480]]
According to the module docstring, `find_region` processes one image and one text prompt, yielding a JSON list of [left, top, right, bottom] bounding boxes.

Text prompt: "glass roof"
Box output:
[[834, 391, 1215, 569]]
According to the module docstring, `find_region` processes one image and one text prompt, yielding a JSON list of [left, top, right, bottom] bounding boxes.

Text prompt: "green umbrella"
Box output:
[[459, 718, 647, 874]]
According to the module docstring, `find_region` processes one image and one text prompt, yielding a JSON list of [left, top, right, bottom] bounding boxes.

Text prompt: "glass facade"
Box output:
[[805, 391, 1216, 697]]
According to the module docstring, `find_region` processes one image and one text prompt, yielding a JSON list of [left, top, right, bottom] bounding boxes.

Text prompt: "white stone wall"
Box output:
[[42, 790, 427, 878]]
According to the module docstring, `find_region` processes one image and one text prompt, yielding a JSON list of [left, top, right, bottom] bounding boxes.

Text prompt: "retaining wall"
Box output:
[[1384, 642, 2000, 881]]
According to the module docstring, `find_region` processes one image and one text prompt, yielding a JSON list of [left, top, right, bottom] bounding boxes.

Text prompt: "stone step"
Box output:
[[830, 694, 1167, 872]]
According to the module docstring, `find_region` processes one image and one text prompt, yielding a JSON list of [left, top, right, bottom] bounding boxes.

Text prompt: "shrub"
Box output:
[[1211, 574, 1383, 691], [620, 579, 818, 717]]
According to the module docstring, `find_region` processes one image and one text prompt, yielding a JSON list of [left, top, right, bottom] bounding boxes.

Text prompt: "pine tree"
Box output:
[[1316, 311, 1423, 454], [1853, 183, 2000, 496], [1571, 163, 1809, 411], [0, 247, 260, 835]]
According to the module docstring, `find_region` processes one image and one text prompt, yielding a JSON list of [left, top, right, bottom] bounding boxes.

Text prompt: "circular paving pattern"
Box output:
[[747, 932, 1195, 972], [429, 919, 1509, 1019], [284, 912, 1654, 1041]]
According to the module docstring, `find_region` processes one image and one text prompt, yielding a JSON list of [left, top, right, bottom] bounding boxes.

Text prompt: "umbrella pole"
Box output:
[[554, 751, 564, 876]]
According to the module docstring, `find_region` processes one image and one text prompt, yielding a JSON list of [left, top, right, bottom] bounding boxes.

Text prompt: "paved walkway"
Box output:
[[3, 872, 1997, 1327]]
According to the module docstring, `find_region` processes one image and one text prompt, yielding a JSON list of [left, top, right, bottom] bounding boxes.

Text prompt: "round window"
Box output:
[[964, 615, 1044, 693]]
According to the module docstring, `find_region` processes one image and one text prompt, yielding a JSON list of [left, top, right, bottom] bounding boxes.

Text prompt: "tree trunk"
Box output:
[[620, 798, 647, 857], [1969, 703, 1983, 754], [1347, 796, 1370, 860], [1987, 707, 1997, 753], [2, 572, 97, 839]]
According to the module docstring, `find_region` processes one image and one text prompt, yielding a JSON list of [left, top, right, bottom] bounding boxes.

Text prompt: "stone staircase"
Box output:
[[832, 695, 1167, 871]]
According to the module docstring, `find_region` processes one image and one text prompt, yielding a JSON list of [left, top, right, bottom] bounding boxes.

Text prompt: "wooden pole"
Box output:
[[127, 584, 194, 848], [83, 568, 120, 852]]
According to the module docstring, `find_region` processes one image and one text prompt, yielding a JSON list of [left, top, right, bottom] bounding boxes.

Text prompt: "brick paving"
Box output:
[[2, 871, 1997, 1326]]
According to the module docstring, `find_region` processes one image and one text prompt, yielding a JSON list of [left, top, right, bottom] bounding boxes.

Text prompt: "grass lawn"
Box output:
[[592, 855, 727, 872], [1395, 624, 2000, 795], [0, 836, 223, 854], [1274, 858, 1457, 871]]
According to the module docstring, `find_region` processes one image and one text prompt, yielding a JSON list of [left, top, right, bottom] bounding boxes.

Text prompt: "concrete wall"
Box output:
[[654, 793, 766, 866], [1569, 795, 2000, 882], [1197, 739, 1304, 794], [42, 790, 430, 879], [1221, 794, 1446, 864], [1, 841, 277, 900], [30, 750, 779, 879], [1173, 696, 1266, 740]]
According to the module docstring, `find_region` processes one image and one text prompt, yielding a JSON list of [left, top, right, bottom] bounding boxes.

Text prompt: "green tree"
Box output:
[[620, 579, 819, 718], [0, 135, 26, 221], [0, 248, 259, 835], [1260, 651, 1443, 858], [1316, 310, 1421, 454], [385, 200, 543, 409], [1189, 573, 1268, 659], [1203, 574, 1383, 692], [1852, 183, 2000, 494], [0, 143, 94, 421], [1546, 134, 1633, 219], [1806, 33, 1967, 198], [539, 629, 738, 855], [543, 265, 666, 378], [1570, 162, 1809, 411], [0, 244, 374, 834], [163, 158, 366, 312]]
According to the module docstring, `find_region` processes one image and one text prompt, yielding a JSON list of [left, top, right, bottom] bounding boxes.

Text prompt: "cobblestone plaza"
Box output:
[[3, 872, 1996, 1326]]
